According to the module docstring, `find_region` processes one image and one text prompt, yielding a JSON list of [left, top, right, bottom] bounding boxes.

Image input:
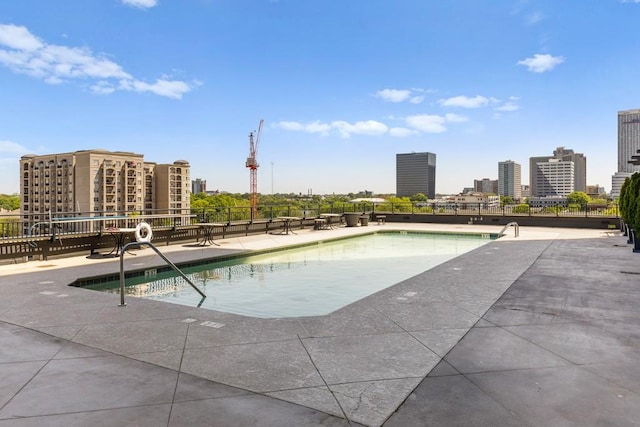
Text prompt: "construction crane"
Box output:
[[246, 119, 264, 219]]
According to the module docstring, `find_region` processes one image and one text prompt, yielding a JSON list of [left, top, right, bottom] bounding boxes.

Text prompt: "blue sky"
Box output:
[[1, 0, 640, 196]]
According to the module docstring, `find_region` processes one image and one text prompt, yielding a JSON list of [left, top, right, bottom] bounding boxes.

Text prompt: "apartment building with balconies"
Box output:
[[20, 149, 190, 222]]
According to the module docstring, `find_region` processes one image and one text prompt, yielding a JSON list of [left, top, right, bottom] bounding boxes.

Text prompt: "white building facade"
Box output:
[[534, 159, 575, 197], [498, 160, 522, 199]]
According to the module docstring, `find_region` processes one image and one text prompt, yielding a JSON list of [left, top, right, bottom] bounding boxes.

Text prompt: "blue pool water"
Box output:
[[86, 232, 494, 318]]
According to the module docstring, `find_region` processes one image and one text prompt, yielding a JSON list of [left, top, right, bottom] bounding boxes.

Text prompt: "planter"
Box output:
[[360, 215, 369, 226], [344, 212, 360, 227], [633, 230, 640, 253]]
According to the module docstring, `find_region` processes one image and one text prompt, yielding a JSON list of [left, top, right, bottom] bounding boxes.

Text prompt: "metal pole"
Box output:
[[118, 241, 206, 307], [119, 254, 126, 306]]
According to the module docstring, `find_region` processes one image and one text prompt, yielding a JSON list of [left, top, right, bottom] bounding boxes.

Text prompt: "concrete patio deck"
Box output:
[[1, 223, 639, 426]]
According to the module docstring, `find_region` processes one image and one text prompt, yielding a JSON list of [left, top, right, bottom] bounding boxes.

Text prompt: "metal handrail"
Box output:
[[118, 241, 206, 306], [499, 222, 519, 237]]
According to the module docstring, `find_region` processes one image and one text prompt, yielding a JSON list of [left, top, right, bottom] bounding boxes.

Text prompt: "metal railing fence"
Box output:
[[1, 202, 619, 242]]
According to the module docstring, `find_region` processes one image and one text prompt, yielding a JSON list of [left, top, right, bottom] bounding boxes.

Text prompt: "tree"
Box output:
[[620, 173, 640, 230], [566, 191, 590, 207], [377, 196, 411, 212], [0, 194, 20, 211], [512, 204, 530, 214], [619, 176, 630, 221], [627, 174, 640, 230], [409, 193, 428, 202], [589, 198, 608, 205], [500, 196, 514, 206]]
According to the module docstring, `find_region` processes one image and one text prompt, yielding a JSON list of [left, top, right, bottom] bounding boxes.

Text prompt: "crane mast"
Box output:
[[246, 119, 263, 219]]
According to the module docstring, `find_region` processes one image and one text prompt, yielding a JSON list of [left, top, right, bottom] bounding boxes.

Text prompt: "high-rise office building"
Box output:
[[617, 109, 640, 173], [396, 152, 436, 199], [529, 147, 586, 197], [612, 109, 640, 198], [534, 159, 575, 197], [20, 149, 190, 222], [192, 178, 207, 194], [498, 160, 522, 199], [611, 172, 633, 199], [473, 178, 498, 194]]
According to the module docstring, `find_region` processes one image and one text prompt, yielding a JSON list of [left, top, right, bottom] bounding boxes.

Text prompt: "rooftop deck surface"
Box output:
[[0, 223, 639, 426]]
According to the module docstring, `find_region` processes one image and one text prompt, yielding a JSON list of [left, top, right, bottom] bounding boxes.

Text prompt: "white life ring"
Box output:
[[135, 221, 153, 243]]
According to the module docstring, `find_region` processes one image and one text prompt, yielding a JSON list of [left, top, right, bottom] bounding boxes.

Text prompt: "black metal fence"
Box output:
[[2, 202, 619, 241], [0, 202, 621, 263]]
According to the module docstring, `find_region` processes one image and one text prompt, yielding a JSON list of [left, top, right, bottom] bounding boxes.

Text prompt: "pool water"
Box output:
[[86, 232, 493, 318]]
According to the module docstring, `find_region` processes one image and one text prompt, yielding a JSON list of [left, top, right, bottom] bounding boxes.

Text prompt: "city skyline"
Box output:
[[2, 1, 640, 195]]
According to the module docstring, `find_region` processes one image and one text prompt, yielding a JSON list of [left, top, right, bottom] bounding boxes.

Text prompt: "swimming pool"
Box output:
[[83, 231, 495, 318]]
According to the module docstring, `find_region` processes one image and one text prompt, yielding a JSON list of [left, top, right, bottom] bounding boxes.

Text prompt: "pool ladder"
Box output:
[[118, 241, 206, 307], [498, 222, 519, 237]]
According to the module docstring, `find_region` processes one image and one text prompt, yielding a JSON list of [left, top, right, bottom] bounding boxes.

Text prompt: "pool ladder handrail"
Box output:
[[118, 241, 206, 307], [498, 222, 519, 237]]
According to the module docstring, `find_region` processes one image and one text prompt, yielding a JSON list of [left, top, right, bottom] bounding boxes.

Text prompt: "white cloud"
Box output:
[[331, 120, 388, 138], [0, 24, 195, 99], [90, 81, 117, 95], [0, 140, 31, 155], [444, 113, 468, 123], [405, 114, 447, 133], [276, 120, 387, 138], [118, 78, 195, 99], [122, 0, 158, 9], [517, 53, 564, 73], [0, 24, 42, 50], [374, 88, 426, 104], [495, 102, 520, 112], [276, 120, 331, 135], [375, 88, 412, 103], [526, 11, 544, 25], [278, 111, 468, 138], [0, 140, 33, 194], [439, 95, 491, 109], [276, 121, 304, 131]]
